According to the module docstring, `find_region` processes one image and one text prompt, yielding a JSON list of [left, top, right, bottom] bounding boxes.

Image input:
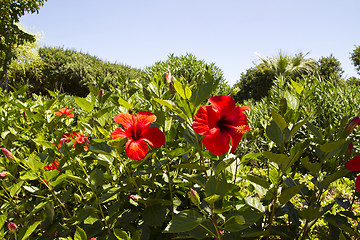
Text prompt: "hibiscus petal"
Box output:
[[240, 105, 250, 111], [193, 106, 220, 135], [114, 113, 134, 128], [137, 111, 157, 129], [142, 127, 165, 148], [111, 127, 128, 140], [125, 140, 149, 161], [346, 155, 360, 171], [209, 95, 235, 116], [202, 129, 230, 155], [356, 175, 360, 193]]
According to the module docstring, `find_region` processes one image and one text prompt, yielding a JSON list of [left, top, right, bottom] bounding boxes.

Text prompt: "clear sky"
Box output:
[[20, 0, 360, 86]]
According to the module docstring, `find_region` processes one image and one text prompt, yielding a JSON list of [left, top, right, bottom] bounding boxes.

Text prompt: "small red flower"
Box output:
[[346, 155, 360, 193], [0, 172, 8, 177], [55, 106, 74, 117], [192, 95, 250, 155], [2, 148, 14, 160], [111, 111, 165, 161], [44, 159, 60, 171]]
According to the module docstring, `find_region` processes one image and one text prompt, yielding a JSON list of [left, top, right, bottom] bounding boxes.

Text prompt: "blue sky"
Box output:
[[20, 0, 360, 86]]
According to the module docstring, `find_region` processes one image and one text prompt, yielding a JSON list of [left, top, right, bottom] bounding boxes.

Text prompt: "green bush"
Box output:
[[143, 53, 230, 95]]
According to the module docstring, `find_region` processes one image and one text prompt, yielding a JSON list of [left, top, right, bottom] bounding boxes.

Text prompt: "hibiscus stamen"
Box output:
[[235, 125, 249, 134]]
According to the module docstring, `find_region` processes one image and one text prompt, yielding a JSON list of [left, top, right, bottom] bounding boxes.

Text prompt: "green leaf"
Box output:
[[118, 96, 132, 110], [114, 229, 130, 240], [263, 151, 288, 166], [153, 98, 187, 120], [299, 207, 322, 222], [19, 221, 41, 240], [191, 80, 213, 107], [74, 226, 87, 240], [165, 210, 204, 233], [204, 194, 221, 205], [10, 181, 24, 197], [244, 196, 265, 212], [306, 122, 323, 141], [271, 110, 287, 131], [266, 120, 282, 146], [174, 79, 192, 99], [90, 142, 113, 155], [284, 91, 299, 110], [320, 139, 345, 153], [75, 96, 94, 112], [289, 119, 307, 140], [291, 79, 303, 94], [243, 174, 270, 189], [322, 170, 350, 187], [269, 168, 280, 186], [279, 184, 304, 205], [300, 157, 321, 174], [142, 204, 167, 226]]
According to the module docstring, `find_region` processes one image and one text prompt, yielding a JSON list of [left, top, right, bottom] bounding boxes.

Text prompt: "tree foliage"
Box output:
[[143, 53, 230, 95], [316, 54, 344, 82], [0, 0, 47, 92], [350, 45, 360, 75], [233, 52, 317, 103], [233, 64, 274, 103], [9, 46, 142, 96]]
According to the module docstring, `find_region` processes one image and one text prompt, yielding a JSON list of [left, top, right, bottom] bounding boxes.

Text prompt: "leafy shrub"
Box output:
[[143, 53, 230, 95]]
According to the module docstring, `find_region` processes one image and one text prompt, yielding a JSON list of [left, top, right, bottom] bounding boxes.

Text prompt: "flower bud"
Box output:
[[169, 82, 175, 94], [98, 89, 103, 101], [8, 222, 17, 233], [129, 195, 138, 201], [0, 172, 8, 177], [346, 116, 360, 133], [346, 142, 353, 157], [166, 72, 172, 82], [2, 148, 14, 160], [190, 189, 200, 206]]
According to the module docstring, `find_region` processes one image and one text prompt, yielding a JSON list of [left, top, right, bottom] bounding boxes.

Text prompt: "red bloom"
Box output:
[[346, 155, 360, 193], [44, 159, 60, 171], [55, 106, 74, 117], [111, 111, 165, 161], [192, 95, 250, 155], [0, 172, 8, 177]]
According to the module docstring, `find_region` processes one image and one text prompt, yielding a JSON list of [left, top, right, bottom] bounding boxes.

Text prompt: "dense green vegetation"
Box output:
[[2, 1, 360, 239]]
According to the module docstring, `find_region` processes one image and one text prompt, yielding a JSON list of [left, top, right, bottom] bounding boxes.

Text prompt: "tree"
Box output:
[[233, 51, 317, 103], [350, 45, 360, 75], [257, 51, 316, 83], [0, 0, 47, 92], [316, 54, 344, 82], [233, 64, 274, 103], [143, 53, 230, 95]]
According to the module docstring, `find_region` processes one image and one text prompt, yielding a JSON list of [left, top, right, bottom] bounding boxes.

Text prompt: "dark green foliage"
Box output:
[[347, 76, 360, 86], [350, 45, 360, 75], [143, 53, 230, 95], [0, 0, 47, 91], [233, 64, 274, 103], [316, 54, 344, 82], [9, 46, 142, 96]]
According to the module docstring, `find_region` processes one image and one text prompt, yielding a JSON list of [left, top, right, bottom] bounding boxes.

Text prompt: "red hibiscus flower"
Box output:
[[346, 155, 360, 193], [55, 106, 74, 117], [111, 111, 165, 161], [57, 132, 89, 149], [192, 95, 250, 155], [44, 159, 60, 171]]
